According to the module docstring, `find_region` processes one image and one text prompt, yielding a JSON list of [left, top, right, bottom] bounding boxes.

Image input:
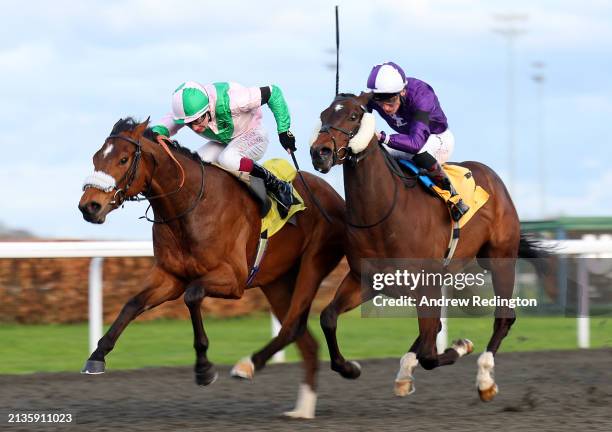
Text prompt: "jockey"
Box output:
[[151, 81, 296, 217], [366, 62, 470, 222]]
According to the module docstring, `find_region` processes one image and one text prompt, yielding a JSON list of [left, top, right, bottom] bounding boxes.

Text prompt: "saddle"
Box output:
[[216, 159, 306, 235], [220, 159, 306, 286], [397, 159, 489, 229]]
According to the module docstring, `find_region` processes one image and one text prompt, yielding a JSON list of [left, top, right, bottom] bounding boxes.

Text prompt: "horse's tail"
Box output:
[[518, 233, 555, 277]]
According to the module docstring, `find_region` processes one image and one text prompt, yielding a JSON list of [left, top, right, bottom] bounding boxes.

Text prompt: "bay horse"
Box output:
[[310, 93, 548, 402], [78, 117, 346, 418]]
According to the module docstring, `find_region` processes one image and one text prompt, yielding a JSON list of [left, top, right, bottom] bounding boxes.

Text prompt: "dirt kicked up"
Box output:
[[1, 349, 610, 432]]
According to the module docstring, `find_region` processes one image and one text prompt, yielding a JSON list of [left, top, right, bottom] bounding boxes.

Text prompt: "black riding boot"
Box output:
[[413, 152, 470, 222], [250, 163, 294, 218]]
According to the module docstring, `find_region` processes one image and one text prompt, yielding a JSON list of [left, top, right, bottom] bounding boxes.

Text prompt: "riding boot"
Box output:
[[250, 163, 294, 219], [412, 153, 470, 222]]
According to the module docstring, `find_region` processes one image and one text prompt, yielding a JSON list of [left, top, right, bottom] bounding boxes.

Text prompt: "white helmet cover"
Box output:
[[366, 62, 407, 94]]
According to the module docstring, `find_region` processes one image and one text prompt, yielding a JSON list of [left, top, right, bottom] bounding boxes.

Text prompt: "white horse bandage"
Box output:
[[83, 171, 117, 192], [476, 351, 495, 390], [348, 112, 375, 153], [309, 120, 323, 147]]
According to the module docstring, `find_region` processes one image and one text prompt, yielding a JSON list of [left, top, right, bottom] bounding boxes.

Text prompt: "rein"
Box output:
[[318, 100, 418, 229], [346, 166, 399, 229], [140, 160, 206, 224], [288, 151, 333, 224], [95, 133, 206, 224], [317, 97, 369, 166]]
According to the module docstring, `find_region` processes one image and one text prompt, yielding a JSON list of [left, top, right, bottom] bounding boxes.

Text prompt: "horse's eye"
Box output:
[[120, 157, 129, 165], [350, 113, 358, 121]]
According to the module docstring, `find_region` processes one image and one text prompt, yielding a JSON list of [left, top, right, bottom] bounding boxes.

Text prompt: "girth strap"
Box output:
[[443, 222, 460, 267], [246, 230, 268, 287]]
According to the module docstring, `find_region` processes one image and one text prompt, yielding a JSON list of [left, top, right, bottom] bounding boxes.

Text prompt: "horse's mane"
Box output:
[[335, 93, 357, 101], [110, 117, 204, 164]]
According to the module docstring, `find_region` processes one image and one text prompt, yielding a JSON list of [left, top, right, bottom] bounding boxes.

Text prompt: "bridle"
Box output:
[[318, 100, 376, 166], [104, 134, 143, 207], [87, 133, 206, 224], [316, 97, 417, 229]]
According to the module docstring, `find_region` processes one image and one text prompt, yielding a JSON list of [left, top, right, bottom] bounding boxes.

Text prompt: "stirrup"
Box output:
[[449, 199, 470, 222]]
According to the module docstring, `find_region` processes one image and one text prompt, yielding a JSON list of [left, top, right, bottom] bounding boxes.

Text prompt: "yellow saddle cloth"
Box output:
[[431, 164, 489, 228], [260, 159, 306, 237]]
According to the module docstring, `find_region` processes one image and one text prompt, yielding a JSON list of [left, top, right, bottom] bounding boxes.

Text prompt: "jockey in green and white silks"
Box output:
[[151, 81, 297, 217]]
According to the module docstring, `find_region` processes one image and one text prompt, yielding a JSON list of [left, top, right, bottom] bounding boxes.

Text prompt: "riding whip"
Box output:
[[289, 150, 333, 224], [335, 5, 340, 95]]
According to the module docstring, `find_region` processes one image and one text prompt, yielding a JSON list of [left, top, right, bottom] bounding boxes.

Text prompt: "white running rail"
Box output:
[[0, 241, 284, 359], [1, 238, 611, 354]]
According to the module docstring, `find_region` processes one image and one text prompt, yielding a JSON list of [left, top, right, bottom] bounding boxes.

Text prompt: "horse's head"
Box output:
[[79, 118, 152, 223], [310, 92, 376, 173]]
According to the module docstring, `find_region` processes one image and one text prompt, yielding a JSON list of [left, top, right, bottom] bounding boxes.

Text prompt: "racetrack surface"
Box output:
[[1, 349, 610, 431]]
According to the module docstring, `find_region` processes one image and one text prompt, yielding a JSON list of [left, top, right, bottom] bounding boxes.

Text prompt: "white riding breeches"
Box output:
[[384, 129, 455, 164], [197, 127, 268, 171]]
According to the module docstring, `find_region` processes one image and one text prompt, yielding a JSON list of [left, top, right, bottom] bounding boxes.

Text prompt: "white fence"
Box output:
[[1, 238, 612, 356], [434, 238, 612, 352], [0, 241, 284, 362]]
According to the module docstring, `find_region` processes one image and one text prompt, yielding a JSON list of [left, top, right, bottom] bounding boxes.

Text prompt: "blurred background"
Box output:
[[1, 0, 611, 374]]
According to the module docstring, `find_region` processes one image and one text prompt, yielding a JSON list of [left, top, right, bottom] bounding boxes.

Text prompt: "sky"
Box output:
[[0, 0, 610, 240]]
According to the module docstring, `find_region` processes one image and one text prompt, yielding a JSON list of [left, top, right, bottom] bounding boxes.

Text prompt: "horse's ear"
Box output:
[[133, 117, 151, 137], [356, 91, 373, 107]]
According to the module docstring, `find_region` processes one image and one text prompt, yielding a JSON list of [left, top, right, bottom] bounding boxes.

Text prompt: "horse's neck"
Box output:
[[343, 139, 410, 217], [145, 147, 249, 227], [145, 146, 209, 222], [344, 138, 422, 228]]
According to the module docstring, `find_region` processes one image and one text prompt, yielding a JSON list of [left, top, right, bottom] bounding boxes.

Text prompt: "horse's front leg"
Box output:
[[82, 266, 184, 374], [184, 280, 217, 386], [320, 273, 372, 379]]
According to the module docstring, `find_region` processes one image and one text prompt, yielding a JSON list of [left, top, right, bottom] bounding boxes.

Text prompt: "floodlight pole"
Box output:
[[531, 62, 546, 217], [493, 14, 527, 196]]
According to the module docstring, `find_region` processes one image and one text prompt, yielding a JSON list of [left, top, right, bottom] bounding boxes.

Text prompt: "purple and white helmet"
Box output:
[[366, 62, 407, 94]]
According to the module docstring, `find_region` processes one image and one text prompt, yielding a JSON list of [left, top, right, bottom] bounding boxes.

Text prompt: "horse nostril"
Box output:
[[80, 201, 101, 216], [310, 146, 332, 162], [319, 147, 332, 157], [89, 201, 101, 213]]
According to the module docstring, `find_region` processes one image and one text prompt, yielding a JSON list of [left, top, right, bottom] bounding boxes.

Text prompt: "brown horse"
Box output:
[[78, 117, 346, 418], [310, 93, 548, 402]]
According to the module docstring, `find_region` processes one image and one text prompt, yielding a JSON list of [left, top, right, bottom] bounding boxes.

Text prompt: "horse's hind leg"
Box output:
[[231, 269, 298, 381], [394, 321, 473, 397], [82, 267, 183, 374], [249, 250, 339, 372], [394, 335, 421, 397], [255, 275, 320, 419], [184, 280, 217, 386], [320, 272, 372, 379], [476, 255, 517, 402]]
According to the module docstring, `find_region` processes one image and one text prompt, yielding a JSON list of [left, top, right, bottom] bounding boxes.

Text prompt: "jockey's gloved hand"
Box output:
[[377, 131, 389, 144], [279, 130, 297, 153]]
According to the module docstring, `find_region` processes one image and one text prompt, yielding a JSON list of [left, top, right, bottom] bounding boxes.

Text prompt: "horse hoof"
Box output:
[[336, 360, 361, 380], [478, 384, 498, 402], [283, 410, 314, 420], [394, 378, 415, 397], [230, 357, 255, 380], [283, 383, 317, 419], [81, 360, 105, 375], [451, 338, 474, 357], [195, 367, 218, 386]]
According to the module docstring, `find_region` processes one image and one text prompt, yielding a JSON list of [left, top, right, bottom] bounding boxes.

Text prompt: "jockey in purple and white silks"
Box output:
[[366, 62, 469, 221], [151, 81, 296, 217]]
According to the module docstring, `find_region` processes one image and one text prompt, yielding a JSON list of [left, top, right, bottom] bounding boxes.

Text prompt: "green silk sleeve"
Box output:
[[267, 85, 291, 133]]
